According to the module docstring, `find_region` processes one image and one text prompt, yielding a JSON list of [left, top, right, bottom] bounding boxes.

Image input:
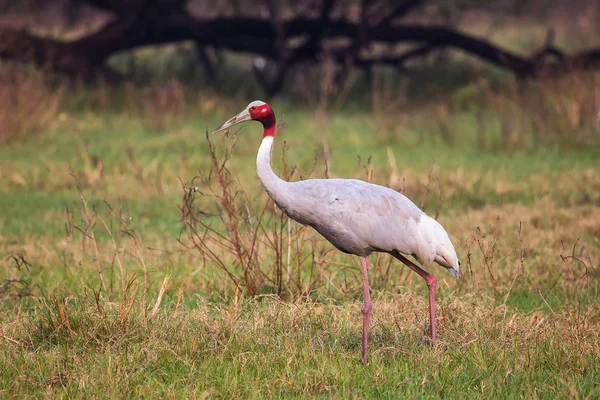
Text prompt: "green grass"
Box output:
[[1, 81, 600, 398], [1, 295, 598, 398]]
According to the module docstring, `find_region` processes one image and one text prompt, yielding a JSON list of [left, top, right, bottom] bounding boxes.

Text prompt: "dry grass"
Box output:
[[0, 67, 65, 143], [366, 71, 600, 151], [1, 292, 598, 398]]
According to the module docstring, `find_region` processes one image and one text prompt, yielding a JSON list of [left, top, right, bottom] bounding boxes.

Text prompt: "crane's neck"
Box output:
[[262, 116, 276, 138], [256, 123, 289, 208]]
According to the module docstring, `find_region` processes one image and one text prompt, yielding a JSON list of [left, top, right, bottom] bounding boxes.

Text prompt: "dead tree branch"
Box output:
[[1, 0, 599, 93]]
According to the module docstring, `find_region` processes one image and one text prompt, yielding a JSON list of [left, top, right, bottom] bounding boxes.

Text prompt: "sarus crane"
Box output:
[[213, 101, 460, 363]]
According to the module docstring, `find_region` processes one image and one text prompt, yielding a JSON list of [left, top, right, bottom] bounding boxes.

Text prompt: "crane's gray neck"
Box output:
[[256, 136, 289, 206]]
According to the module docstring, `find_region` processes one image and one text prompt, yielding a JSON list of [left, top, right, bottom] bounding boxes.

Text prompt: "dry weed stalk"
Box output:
[[151, 275, 170, 317], [418, 168, 445, 220], [464, 217, 529, 308], [179, 133, 317, 298], [118, 272, 139, 327], [0, 253, 35, 303], [73, 181, 109, 294], [356, 154, 374, 183], [71, 127, 104, 188], [559, 239, 599, 304], [67, 177, 151, 300]]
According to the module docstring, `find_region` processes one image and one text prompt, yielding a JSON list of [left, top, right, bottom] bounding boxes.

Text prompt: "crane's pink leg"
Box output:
[[359, 256, 372, 363], [391, 252, 437, 342]]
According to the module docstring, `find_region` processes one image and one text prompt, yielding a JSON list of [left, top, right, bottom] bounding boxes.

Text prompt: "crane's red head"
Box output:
[[213, 100, 276, 138]]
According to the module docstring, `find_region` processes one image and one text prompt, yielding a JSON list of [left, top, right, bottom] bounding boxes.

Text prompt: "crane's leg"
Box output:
[[359, 256, 372, 363], [391, 252, 437, 342]]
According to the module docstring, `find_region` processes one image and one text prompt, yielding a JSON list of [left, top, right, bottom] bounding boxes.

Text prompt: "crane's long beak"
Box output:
[[212, 109, 251, 134]]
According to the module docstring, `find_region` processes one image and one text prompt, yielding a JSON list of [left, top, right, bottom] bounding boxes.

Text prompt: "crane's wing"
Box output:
[[281, 179, 433, 262], [273, 178, 459, 276]]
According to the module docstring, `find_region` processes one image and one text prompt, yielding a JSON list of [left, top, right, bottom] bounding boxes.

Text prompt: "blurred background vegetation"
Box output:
[[1, 0, 599, 146]]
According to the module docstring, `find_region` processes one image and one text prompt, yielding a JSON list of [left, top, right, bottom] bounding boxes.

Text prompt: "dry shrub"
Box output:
[[179, 133, 321, 299], [476, 73, 600, 149], [0, 67, 64, 143]]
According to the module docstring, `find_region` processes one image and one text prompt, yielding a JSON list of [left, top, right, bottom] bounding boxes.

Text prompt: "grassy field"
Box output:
[[0, 69, 599, 399]]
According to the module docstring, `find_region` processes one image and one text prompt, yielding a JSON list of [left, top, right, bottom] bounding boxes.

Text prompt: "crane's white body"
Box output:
[[257, 136, 459, 277]]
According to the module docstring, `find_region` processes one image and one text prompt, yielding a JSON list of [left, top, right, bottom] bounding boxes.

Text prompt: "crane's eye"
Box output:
[[250, 106, 256, 111]]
